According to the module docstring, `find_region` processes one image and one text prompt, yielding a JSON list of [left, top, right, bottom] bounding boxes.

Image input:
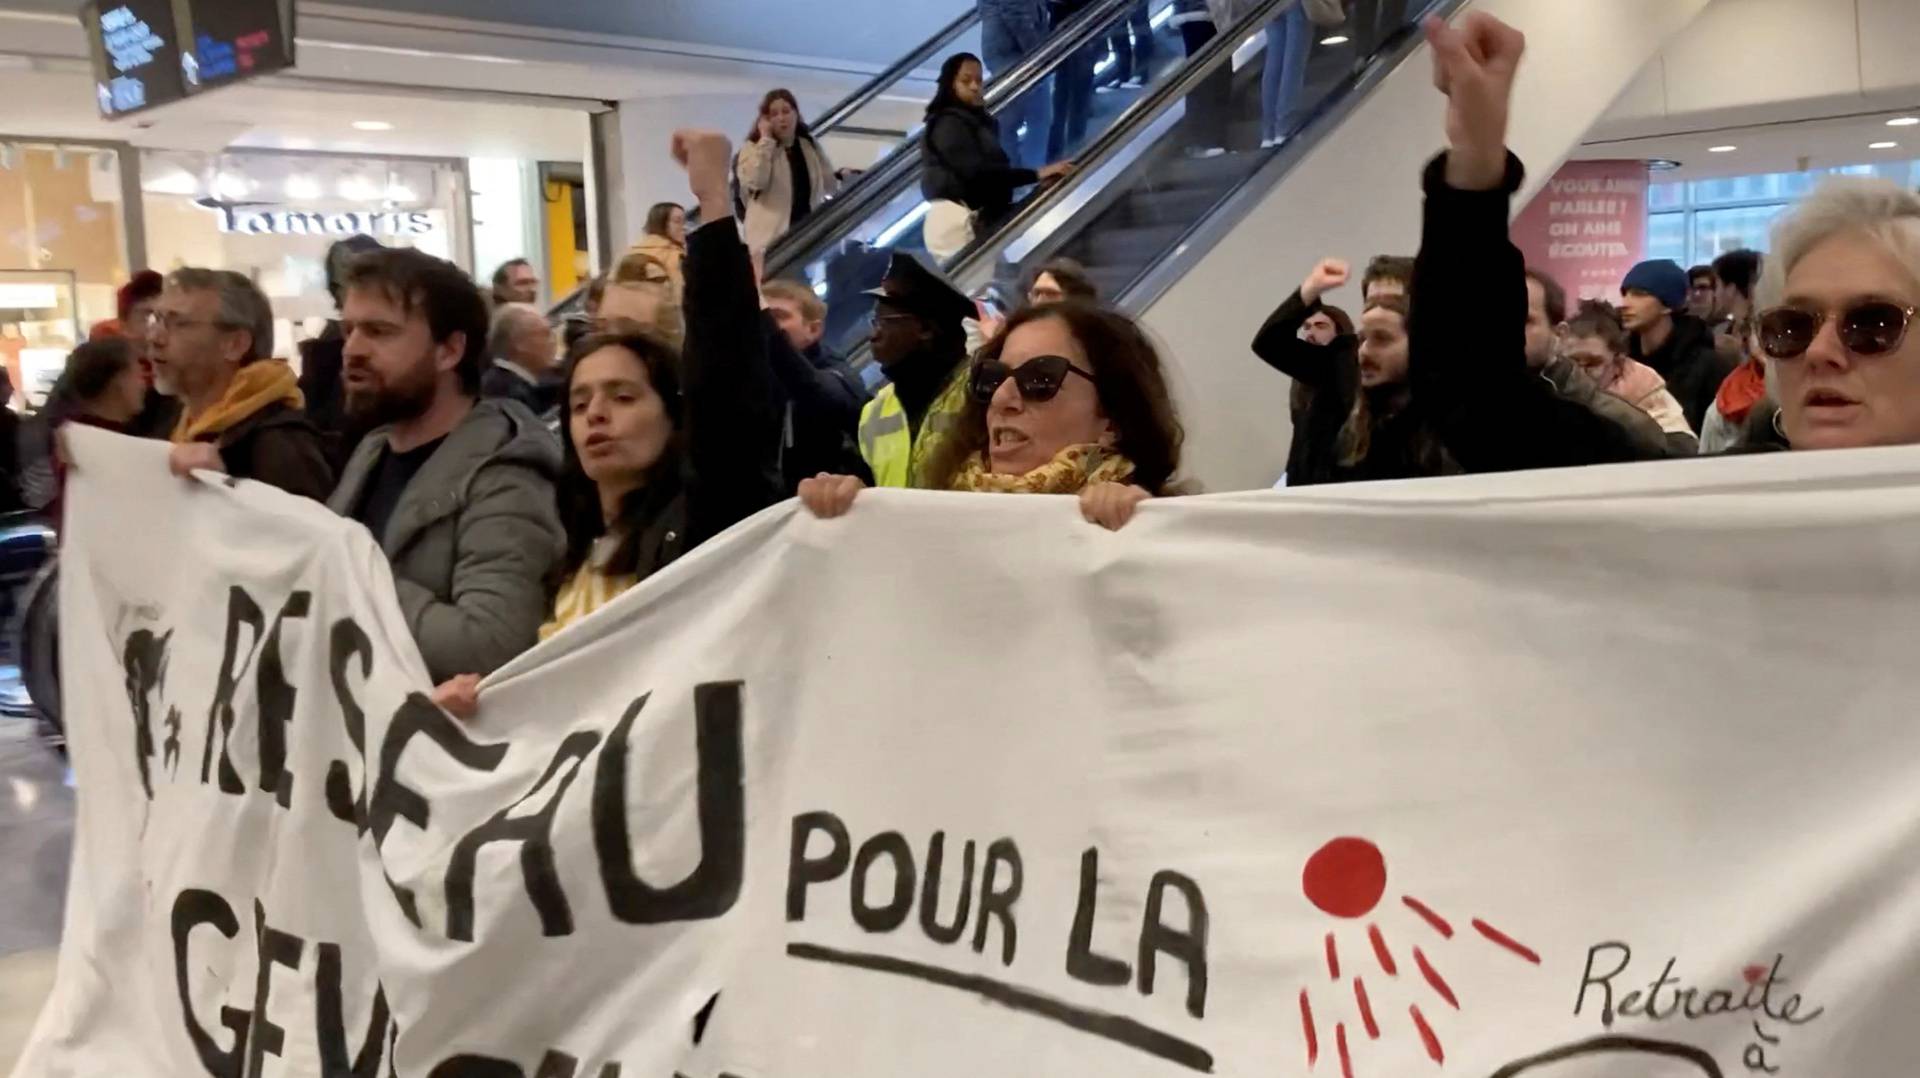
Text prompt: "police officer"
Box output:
[[857, 252, 977, 488]]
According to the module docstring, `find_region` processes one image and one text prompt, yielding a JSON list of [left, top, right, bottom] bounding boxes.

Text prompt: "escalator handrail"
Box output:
[[810, 8, 980, 138], [1115, 0, 1469, 307], [942, 0, 1308, 285], [764, 0, 1148, 280]]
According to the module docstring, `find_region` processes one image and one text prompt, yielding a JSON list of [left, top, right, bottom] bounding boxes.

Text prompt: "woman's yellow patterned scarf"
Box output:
[[950, 443, 1136, 494]]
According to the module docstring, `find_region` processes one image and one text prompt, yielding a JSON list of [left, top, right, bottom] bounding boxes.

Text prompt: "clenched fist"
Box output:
[[1301, 258, 1350, 304]]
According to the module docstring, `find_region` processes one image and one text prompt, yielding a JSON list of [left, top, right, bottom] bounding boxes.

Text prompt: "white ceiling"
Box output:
[[0, 61, 592, 160], [1571, 0, 1920, 181]]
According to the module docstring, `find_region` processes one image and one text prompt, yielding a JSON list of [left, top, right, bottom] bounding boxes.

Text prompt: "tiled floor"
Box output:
[[0, 719, 72, 1072]]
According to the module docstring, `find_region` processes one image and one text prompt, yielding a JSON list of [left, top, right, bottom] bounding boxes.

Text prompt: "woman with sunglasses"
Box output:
[[1407, 12, 1920, 473], [799, 302, 1184, 529]]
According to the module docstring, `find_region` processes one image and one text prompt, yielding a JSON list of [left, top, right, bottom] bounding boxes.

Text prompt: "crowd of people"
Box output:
[[11, 11, 1919, 723]]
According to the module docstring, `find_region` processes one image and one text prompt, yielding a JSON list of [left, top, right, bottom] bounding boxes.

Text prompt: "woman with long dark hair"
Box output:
[[921, 52, 1073, 260], [433, 129, 784, 716], [735, 89, 838, 253], [800, 302, 1184, 529]]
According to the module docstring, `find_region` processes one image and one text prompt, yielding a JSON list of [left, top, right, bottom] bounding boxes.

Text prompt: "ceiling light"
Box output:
[[1871, 141, 1900, 150], [1319, 34, 1349, 45], [213, 171, 251, 199], [1887, 117, 1920, 127], [1708, 145, 1737, 153], [142, 168, 199, 196], [284, 175, 321, 200], [351, 120, 393, 132], [1646, 158, 1682, 172]]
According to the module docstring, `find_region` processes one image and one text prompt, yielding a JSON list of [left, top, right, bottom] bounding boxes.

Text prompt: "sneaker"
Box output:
[[1185, 145, 1227, 159], [1122, 75, 1146, 88], [1095, 82, 1121, 94]]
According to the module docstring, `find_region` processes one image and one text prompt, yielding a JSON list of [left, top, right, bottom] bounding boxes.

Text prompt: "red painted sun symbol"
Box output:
[[1295, 837, 1541, 1078]]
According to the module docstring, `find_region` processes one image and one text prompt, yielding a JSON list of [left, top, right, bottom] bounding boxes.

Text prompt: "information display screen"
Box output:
[[80, 0, 296, 118], [81, 0, 190, 118], [178, 0, 295, 92]]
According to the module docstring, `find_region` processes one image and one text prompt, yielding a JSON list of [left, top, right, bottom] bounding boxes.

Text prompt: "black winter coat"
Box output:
[[1630, 313, 1739, 435], [921, 104, 1040, 223], [207, 400, 335, 502], [1252, 289, 1452, 485], [761, 321, 872, 491], [1407, 153, 1705, 474]]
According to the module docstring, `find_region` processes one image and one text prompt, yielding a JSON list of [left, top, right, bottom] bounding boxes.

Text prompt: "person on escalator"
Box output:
[[735, 89, 840, 255], [922, 52, 1073, 261], [1046, 0, 1098, 159], [980, 0, 1053, 168]]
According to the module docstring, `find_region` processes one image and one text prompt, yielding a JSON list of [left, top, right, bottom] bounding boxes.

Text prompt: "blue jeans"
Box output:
[[1048, 40, 1097, 159], [982, 10, 1053, 169], [1261, 4, 1312, 143]]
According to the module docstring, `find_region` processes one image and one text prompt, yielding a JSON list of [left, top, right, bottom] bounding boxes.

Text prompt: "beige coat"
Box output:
[[734, 135, 838, 253], [622, 232, 685, 297]]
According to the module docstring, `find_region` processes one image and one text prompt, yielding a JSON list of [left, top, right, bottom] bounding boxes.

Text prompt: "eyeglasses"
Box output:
[[1757, 301, 1917, 360], [969, 355, 1095, 403], [146, 312, 235, 334]]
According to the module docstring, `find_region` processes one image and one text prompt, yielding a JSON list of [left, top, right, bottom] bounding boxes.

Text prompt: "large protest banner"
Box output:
[[17, 427, 1920, 1077]]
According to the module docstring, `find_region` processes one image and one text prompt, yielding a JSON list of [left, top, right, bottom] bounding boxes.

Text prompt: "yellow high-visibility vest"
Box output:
[[858, 368, 969, 489]]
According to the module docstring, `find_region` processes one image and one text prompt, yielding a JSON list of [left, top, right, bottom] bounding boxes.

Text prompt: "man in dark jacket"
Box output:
[[328, 248, 565, 684], [1404, 15, 1697, 477], [1618, 259, 1739, 433], [762, 279, 871, 489], [154, 268, 333, 501], [480, 302, 560, 420], [300, 234, 384, 470]]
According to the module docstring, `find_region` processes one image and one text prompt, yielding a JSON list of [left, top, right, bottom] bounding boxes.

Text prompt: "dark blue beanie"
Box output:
[[1620, 259, 1688, 313]]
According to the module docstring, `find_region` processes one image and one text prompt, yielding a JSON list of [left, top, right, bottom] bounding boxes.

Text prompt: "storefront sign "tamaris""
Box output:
[[197, 199, 435, 237]]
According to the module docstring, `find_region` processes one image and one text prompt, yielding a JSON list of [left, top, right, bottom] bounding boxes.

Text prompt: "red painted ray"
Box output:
[[1300, 988, 1319, 1066], [1402, 895, 1454, 938], [1410, 1004, 1445, 1064], [1413, 947, 1459, 1009], [1472, 918, 1542, 964], [1353, 977, 1380, 1039], [1336, 1022, 1354, 1078], [1326, 931, 1341, 980], [1368, 923, 1398, 976]]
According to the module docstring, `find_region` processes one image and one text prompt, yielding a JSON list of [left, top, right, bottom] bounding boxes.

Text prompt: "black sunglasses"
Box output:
[[970, 355, 1096, 403], [1757, 301, 1918, 360]]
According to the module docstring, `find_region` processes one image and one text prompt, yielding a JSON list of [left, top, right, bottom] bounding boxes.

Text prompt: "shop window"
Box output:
[[0, 142, 132, 360], [141, 149, 469, 362]]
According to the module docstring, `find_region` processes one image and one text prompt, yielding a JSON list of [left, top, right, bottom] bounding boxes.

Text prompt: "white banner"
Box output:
[[18, 427, 1920, 1077]]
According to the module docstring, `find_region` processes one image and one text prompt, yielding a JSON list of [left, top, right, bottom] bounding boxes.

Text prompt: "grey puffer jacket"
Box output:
[[329, 398, 565, 682]]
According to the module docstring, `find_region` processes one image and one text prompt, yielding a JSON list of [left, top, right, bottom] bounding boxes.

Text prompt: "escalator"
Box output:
[[764, 0, 1466, 366]]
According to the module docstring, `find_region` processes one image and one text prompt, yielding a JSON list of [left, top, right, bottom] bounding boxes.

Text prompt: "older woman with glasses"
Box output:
[[802, 301, 1185, 529]]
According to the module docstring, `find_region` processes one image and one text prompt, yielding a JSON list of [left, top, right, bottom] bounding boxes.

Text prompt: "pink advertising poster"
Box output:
[[1511, 160, 1650, 303]]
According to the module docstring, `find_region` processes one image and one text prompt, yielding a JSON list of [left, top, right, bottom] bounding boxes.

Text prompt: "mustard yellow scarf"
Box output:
[[950, 444, 1136, 494], [171, 360, 304, 444]]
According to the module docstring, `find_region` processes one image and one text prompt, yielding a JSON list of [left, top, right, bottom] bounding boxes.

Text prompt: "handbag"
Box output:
[[1303, 0, 1346, 28]]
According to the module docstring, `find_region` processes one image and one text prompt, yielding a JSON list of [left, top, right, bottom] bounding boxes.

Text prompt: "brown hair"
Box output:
[[746, 88, 813, 144], [1362, 255, 1415, 298], [1021, 258, 1100, 305], [554, 330, 685, 582], [644, 202, 683, 239], [1336, 294, 1413, 467], [761, 278, 826, 323], [923, 303, 1185, 494], [1564, 298, 1629, 354]]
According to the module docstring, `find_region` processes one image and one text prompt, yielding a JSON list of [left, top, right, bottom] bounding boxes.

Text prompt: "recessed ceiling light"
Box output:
[[1708, 145, 1737, 153], [1319, 35, 1349, 45], [351, 120, 394, 132], [1646, 158, 1682, 172], [1871, 141, 1900, 150], [1887, 117, 1920, 127]]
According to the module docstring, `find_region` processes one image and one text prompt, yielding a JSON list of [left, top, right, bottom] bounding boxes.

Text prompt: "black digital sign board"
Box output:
[[178, 0, 295, 92], [80, 0, 189, 118], [80, 0, 296, 119]]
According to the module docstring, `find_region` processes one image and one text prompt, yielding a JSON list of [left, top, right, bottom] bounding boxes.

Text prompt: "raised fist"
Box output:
[[1302, 258, 1350, 303]]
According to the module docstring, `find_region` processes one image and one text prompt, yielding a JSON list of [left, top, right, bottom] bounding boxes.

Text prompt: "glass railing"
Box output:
[[807, 9, 983, 175]]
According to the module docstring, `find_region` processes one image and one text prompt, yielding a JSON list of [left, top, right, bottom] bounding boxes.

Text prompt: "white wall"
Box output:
[[1139, 0, 1717, 494]]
